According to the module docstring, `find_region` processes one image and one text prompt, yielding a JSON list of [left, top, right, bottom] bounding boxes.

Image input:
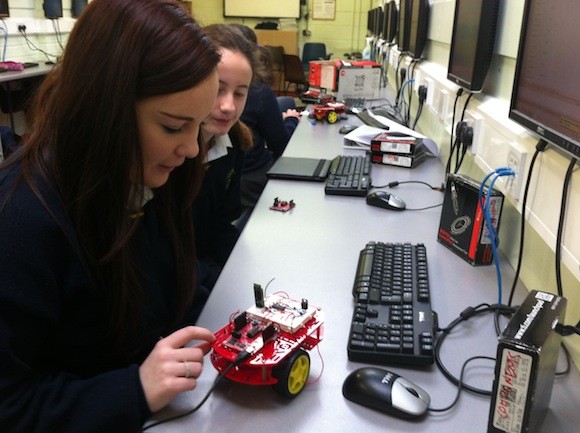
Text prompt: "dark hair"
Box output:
[[226, 23, 275, 86], [228, 23, 258, 45], [11, 0, 221, 348], [204, 24, 258, 83]]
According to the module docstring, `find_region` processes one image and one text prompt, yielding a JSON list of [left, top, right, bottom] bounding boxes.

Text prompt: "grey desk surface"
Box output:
[[147, 114, 579, 432], [0, 62, 52, 83]]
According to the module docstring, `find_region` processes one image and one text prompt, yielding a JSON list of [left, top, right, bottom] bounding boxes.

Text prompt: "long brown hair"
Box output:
[[11, 0, 221, 345]]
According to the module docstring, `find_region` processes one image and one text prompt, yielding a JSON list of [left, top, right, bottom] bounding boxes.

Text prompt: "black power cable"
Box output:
[[507, 139, 548, 307], [141, 350, 252, 431], [434, 303, 518, 396], [555, 157, 577, 297]]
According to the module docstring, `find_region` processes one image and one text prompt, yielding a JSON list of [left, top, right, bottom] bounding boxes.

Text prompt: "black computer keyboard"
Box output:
[[344, 97, 366, 113], [347, 242, 436, 366], [356, 108, 402, 128], [324, 153, 372, 197]]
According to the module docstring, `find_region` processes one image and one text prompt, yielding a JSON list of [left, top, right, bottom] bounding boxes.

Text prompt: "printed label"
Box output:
[[492, 348, 533, 433], [535, 291, 554, 302], [381, 153, 412, 167], [481, 196, 502, 245], [379, 142, 412, 153]]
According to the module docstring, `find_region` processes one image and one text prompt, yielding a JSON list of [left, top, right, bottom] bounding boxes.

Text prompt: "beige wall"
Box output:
[[189, 0, 370, 61]]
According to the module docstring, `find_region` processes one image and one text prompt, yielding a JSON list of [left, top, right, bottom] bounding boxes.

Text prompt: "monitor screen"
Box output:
[[510, 0, 580, 158], [407, 0, 429, 59], [71, 0, 87, 18], [43, 0, 63, 19], [447, 0, 499, 91], [375, 7, 384, 37], [0, 0, 9, 18], [397, 0, 412, 52], [382, 1, 398, 44]]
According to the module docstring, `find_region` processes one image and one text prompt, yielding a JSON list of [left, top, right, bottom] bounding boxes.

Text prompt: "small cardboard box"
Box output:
[[308, 60, 338, 91], [437, 173, 504, 265], [487, 290, 566, 433], [336, 61, 381, 100]]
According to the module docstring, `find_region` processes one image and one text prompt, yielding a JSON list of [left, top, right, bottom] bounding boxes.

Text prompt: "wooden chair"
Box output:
[[282, 54, 309, 95], [265, 45, 285, 93]]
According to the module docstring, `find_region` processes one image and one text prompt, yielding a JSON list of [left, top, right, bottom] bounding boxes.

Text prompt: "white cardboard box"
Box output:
[[336, 65, 381, 100]]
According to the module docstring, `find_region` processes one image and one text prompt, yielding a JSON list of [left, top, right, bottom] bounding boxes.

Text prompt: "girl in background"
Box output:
[[194, 24, 256, 289], [233, 24, 302, 213]]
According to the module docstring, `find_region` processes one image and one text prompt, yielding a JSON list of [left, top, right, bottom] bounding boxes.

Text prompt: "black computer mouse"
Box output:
[[339, 124, 358, 134], [366, 190, 406, 210], [342, 367, 430, 419]]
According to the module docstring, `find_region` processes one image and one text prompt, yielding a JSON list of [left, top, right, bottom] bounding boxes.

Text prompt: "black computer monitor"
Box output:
[[510, 0, 580, 159], [71, 0, 87, 18], [43, 0, 63, 19], [382, 1, 398, 45], [0, 0, 9, 18], [447, 0, 499, 91], [407, 0, 429, 59], [374, 7, 384, 37], [397, 0, 412, 53]]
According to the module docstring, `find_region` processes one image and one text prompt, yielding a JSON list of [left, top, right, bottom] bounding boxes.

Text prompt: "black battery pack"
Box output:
[[487, 290, 567, 433], [438, 173, 504, 265]]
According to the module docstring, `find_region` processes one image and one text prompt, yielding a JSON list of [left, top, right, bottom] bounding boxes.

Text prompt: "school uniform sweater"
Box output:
[[0, 162, 206, 432]]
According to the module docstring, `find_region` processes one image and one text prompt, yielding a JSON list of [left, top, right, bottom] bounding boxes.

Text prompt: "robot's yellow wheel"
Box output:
[[326, 111, 339, 124], [272, 349, 311, 398]]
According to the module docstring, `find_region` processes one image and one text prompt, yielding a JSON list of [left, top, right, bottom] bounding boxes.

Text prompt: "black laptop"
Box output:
[[266, 156, 331, 182]]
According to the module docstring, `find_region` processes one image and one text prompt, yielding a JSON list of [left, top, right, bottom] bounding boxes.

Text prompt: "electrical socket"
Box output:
[[390, 50, 399, 68], [463, 109, 484, 155], [424, 77, 434, 107], [433, 87, 451, 124], [503, 142, 527, 201], [413, 69, 422, 94]]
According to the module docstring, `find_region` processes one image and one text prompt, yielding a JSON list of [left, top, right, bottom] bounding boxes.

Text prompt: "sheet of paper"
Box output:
[[343, 111, 439, 156]]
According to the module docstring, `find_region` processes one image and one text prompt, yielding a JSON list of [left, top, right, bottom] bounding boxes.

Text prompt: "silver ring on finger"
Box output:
[[182, 360, 190, 378]]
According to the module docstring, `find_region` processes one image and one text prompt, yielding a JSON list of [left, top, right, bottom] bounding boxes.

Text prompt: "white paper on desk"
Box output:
[[344, 111, 439, 157], [343, 125, 385, 150]]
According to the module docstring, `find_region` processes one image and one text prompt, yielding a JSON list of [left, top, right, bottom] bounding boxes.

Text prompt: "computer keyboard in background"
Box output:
[[347, 242, 436, 366], [344, 97, 366, 114], [325, 153, 372, 197], [356, 108, 402, 128]]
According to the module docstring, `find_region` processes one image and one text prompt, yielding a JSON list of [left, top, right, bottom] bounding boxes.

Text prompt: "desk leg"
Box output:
[[0, 83, 15, 133]]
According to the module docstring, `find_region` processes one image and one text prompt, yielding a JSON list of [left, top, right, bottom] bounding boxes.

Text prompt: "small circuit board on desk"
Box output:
[[211, 284, 324, 398], [270, 197, 295, 212]]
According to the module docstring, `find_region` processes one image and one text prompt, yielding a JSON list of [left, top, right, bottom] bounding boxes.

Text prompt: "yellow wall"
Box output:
[[189, 0, 370, 60]]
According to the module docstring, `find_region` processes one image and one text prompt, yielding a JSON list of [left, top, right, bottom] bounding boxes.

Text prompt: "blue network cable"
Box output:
[[399, 77, 415, 97], [478, 167, 514, 305]]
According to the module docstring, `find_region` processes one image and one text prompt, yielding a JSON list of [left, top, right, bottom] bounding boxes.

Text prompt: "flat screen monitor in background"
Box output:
[[407, 0, 429, 59], [382, 1, 398, 45], [0, 0, 9, 18], [374, 6, 384, 37], [397, 0, 411, 53], [447, 0, 499, 91], [43, 0, 62, 19], [367, 9, 373, 34], [71, 0, 87, 18], [510, 0, 580, 159]]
